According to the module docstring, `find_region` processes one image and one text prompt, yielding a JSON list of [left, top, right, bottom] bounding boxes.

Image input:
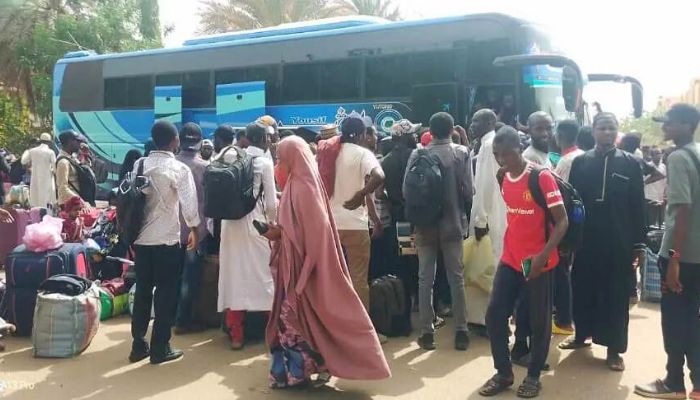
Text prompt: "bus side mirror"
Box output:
[[632, 83, 643, 118], [562, 66, 581, 113]]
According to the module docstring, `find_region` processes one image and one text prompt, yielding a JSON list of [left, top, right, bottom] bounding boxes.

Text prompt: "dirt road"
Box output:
[[0, 303, 667, 400]]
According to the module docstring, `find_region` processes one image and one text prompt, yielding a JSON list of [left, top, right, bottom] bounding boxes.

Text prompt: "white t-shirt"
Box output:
[[331, 143, 381, 231], [555, 148, 586, 183], [523, 146, 553, 169], [645, 162, 667, 203]]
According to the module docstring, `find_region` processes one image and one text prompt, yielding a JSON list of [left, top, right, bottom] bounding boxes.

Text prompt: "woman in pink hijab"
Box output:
[[261, 135, 390, 389]]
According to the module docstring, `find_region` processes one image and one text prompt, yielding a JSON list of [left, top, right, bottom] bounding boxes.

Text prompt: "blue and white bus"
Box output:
[[52, 13, 642, 186]]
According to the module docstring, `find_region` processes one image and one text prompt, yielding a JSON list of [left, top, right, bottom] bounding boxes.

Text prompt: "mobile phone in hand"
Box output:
[[252, 220, 269, 235]]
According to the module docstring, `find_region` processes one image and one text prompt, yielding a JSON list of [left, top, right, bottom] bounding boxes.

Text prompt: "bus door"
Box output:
[[411, 83, 459, 126], [154, 86, 182, 124], [216, 81, 266, 126]]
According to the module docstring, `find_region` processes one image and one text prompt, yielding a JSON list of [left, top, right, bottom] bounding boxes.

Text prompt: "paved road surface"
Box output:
[[0, 303, 668, 399]]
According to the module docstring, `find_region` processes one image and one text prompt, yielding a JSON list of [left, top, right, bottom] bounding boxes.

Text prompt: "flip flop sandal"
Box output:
[[311, 372, 332, 388], [479, 374, 514, 397], [517, 379, 542, 398], [606, 356, 625, 372], [558, 338, 591, 350], [512, 354, 550, 371]]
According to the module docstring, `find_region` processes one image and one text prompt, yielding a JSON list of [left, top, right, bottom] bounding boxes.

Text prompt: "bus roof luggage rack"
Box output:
[[183, 16, 387, 46]]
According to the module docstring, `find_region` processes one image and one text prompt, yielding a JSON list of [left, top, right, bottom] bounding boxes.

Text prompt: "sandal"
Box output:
[[517, 377, 542, 398], [606, 356, 625, 372], [479, 374, 514, 397], [311, 372, 332, 388], [558, 337, 591, 350]]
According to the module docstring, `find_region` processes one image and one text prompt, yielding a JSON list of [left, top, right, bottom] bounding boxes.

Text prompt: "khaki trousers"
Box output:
[[338, 229, 371, 310]]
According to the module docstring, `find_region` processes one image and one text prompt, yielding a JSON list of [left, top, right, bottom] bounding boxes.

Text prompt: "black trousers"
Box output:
[[659, 257, 700, 392], [486, 263, 553, 379], [131, 244, 183, 354]]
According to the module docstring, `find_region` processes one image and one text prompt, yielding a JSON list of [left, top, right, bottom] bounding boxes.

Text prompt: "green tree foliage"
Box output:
[[620, 111, 666, 146], [0, 92, 33, 154], [334, 0, 400, 20], [197, 0, 401, 34], [2, 0, 162, 128]]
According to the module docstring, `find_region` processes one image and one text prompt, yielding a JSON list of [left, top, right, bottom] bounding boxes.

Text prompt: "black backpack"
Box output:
[[498, 166, 586, 251], [39, 274, 92, 296], [203, 146, 261, 220], [115, 159, 149, 246], [57, 156, 97, 206], [528, 167, 586, 252], [369, 275, 408, 337], [403, 149, 444, 227]]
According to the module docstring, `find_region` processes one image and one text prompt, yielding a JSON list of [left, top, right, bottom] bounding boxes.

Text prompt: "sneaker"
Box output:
[[417, 333, 436, 350], [128, 343, 150, 363], [455, 330, 470, 351], [552, 321, 574, 336], [634, 379, 686, 399], [150, 345, 184, 364], [377, 333, 389, 344]]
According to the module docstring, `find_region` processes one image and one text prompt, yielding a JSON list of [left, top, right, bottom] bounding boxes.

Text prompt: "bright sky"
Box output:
[[159, 0, 698, 117]]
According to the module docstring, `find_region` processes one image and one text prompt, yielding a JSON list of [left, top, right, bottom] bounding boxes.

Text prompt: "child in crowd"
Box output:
[[60, 195, 86, 243]]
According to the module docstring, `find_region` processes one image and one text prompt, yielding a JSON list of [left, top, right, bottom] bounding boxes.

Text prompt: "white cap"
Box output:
[[40, 133, 52, 142]]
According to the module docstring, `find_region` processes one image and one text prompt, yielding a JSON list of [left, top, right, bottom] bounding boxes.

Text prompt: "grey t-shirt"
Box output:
[[660, 142, 700, 263]]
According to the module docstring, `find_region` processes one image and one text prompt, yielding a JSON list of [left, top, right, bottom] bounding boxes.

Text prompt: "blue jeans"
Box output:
[[175, 240, 206, 328]]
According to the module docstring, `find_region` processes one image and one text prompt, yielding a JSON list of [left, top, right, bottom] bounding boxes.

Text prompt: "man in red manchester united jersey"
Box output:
[[479, 126, 569, 399]]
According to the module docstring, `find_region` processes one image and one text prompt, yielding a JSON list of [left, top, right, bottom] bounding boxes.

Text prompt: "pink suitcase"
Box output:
[[0, 208, 32, 263]]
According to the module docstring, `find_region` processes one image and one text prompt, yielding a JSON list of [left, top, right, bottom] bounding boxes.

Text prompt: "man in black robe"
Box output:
[[560, 112, 646, 372]]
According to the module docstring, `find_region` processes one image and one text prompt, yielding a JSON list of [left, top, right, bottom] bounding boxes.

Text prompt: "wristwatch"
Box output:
[[668, 249, 681, 260]]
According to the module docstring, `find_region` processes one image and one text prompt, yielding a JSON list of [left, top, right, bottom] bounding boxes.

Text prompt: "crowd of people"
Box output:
[[1, 101, 699, 399]]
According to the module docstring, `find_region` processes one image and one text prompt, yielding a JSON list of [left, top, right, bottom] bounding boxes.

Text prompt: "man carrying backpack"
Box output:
[[403, 112, 472, 352], [56, 130, 96, 207], [129, 120, 200, 365], [479, 126, 568, 399]]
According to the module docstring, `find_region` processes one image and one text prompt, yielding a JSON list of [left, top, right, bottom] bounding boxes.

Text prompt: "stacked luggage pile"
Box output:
[[0, 205, 134, 357]]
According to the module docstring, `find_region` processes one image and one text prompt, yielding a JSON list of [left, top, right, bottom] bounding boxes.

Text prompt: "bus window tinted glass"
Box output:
[[247, 66, 280, 104], [283, 64, 319, 102], [127, 75, 153, 108], [320, 60, 360, 101], [183, 72, 213, 108], [215, 68, 247, 85], [411, 51, 456, 84], [467, 39, 512, 83], [104, 78, 127, 108], [366, 55, 411, 98], [156, 74, 182, 87]]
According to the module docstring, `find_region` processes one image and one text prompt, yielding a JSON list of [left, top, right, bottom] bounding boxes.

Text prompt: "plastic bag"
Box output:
[[462, 235, 496, 293], [23, 215, 64, 252]]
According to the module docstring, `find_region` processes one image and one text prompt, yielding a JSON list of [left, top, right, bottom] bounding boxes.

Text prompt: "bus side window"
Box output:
[[320, 60, 360, 102], [283, 63, 320, 102], [365, 54, 411, 99], [183, 71, 213, 109]]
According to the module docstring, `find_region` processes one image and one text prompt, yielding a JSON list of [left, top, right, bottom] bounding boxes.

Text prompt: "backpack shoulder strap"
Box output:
[[528, 166, 552, 241], [681, 147, 700, 184], [527, 167, 547, 211]]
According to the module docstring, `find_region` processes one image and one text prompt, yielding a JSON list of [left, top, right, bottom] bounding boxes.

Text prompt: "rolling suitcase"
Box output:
[[3, 286, 37, 336], [6, 243, 90, 288]]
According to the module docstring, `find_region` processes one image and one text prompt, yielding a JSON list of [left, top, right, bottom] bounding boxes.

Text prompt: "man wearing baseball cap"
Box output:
[[20, 132, 56, 207], [329, 113, 385, 310], [56, 130, 89, 206], [174, 122, 209, 334], [636, 103, 700, 400], [200, 139, 214, 161]]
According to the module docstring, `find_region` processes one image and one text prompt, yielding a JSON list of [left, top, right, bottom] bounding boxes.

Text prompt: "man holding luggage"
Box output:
[[129, 120, 200, 364]]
